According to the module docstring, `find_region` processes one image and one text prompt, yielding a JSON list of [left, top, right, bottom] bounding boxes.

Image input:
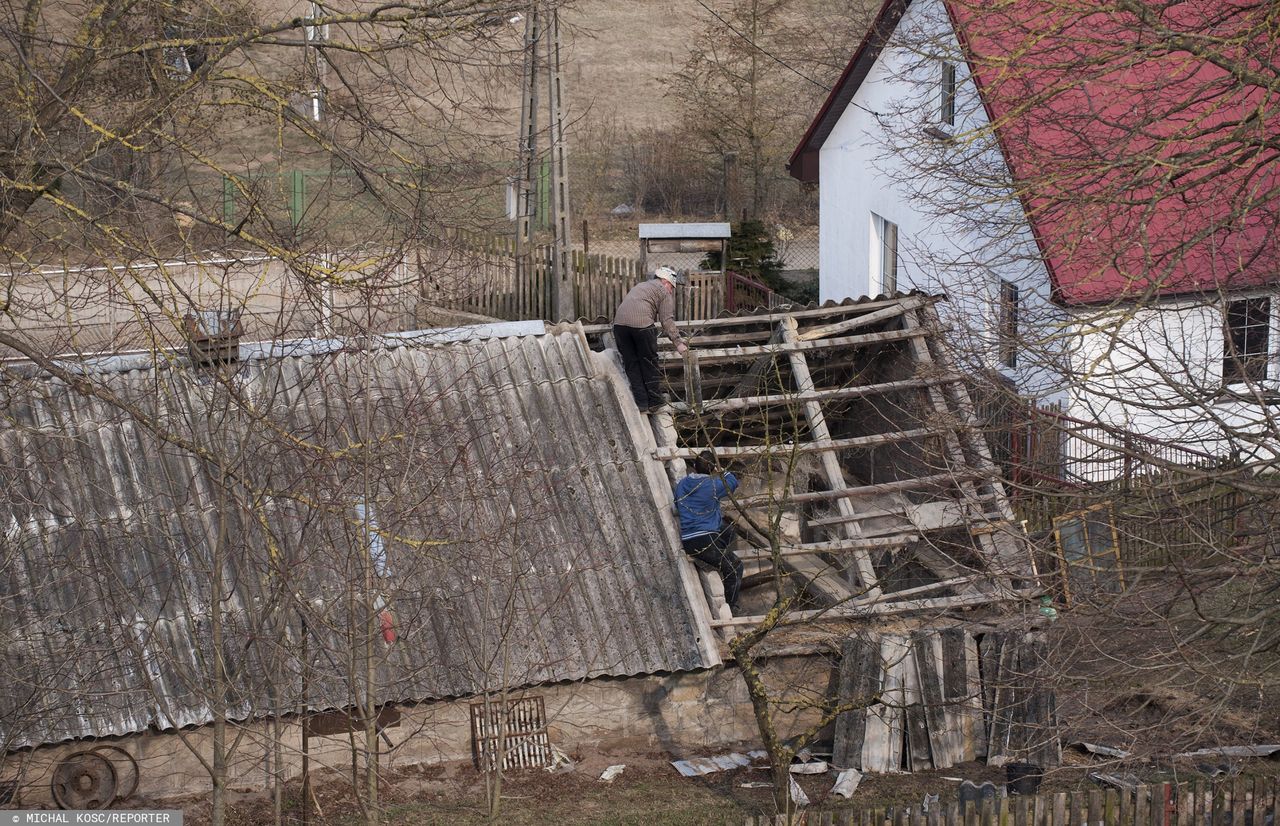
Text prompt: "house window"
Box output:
[[941, 62, 957, 126], [999, 280, 1019, 369], [1222, 297, 1271, 384], [871, 212, 898, 295]]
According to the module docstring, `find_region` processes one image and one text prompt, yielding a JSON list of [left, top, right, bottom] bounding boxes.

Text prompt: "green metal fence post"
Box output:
[[289, 169, 306, 228], [222, 175, 235, 225]]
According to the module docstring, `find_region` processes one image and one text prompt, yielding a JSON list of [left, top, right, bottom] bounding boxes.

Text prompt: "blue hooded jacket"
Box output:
[[674, 471, 739, 540]]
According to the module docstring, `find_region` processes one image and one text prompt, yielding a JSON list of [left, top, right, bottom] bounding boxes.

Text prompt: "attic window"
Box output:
[[940, 62, 957, 126], [1222, 297, 1271, 384]]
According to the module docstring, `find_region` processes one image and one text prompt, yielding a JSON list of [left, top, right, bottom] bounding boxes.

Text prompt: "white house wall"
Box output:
[[1067, 297, 1280, 468], [816, 0, 1063, 399]]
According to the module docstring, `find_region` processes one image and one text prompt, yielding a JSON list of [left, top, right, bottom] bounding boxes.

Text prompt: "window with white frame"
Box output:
[[1222, 297, 1271, 384], [998, 279, 1019, 369], [941, 62, 957, 126], [870, 212, 898, 295]]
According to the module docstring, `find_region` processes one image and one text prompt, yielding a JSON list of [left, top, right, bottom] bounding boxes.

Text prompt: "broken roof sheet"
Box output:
[[0, 329, 717, 748]]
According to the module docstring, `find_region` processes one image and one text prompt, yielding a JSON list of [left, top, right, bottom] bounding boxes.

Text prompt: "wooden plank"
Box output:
[[979, 798, 996, 826], [980, 632, 1003, 760], [731, 471, 988, 508], [1135, 784, 1150, 826], [913, 631, 950, 768], [913, 306, 1028, 568], [988, 632, 1016, 764], [940, 628, 972, 764], [779, 316, 878, 597], [1052, 792, 1067, 826], [580, 294, 943, 335], [833, 634, 880, 771], [661, 325, 929, 362], [1033, 788, 1047, 826], [797, 297, 927, 341], [734, 534, 920, 561], [671, 375, 959, 414], [653, 427, 941, 459], [807, 499, 999, 530], [902, 308, 1023, 588], [612, 362, 723, 659], [1249, 777, 1263, 826], [864, 634, 908, 772], [710, 588, 1038, 627], [1176, 782, 1191, 826], [903, 640, 932, 771]]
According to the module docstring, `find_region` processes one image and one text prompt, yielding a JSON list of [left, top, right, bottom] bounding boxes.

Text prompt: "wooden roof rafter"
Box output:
[[643, 296, 1036, 639]]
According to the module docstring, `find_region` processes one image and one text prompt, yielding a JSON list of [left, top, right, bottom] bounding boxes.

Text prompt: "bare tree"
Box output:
[[858, 0, 1280, 751]]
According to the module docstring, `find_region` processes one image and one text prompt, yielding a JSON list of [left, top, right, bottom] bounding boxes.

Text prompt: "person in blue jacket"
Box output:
[[674, 450, 743, 615]]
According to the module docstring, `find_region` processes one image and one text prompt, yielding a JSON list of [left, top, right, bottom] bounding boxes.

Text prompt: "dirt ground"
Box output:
[[173, 747, 1280, 826], [167, 575, 1280, 825]]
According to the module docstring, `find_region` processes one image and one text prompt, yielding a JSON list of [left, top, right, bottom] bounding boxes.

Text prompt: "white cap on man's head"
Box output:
[[654, 266, 678, 285]]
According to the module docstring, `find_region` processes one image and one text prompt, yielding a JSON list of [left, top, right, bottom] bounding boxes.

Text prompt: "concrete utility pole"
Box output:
[[515, 2, 574, 321]]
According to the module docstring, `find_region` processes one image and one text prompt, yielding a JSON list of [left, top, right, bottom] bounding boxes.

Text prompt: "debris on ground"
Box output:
[[1177, 745, 1280, 759], [789, 760, 829, 775], [788, 775, 810, 806], [1069, 742, 1132, 759], [1089, 772, 1141, 791], [599, 765, 625, 783], [671, 752, 754, 777], [544, 745, 575, 774], [831, 768, 863, 799]]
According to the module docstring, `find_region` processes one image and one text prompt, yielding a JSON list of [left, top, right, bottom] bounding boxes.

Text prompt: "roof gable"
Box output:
[[793, 0, 1279, 305], [787, 0, 908, 183]]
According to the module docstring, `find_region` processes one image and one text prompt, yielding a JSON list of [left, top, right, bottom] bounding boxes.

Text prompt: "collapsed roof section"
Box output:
[[593, 294, 1036, 632]]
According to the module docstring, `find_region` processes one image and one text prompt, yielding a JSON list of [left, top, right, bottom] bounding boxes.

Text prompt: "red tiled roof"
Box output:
[[792, 0, 1279, 305]]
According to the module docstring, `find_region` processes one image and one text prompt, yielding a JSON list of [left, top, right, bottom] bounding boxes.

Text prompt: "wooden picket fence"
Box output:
[[417, 230, 773, 322], [747, 776, 1280, 826]]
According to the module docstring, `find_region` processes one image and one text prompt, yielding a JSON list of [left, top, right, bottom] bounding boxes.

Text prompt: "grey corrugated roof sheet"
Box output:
[[0, 330, 715, 748], [638, 222, 732, 240]]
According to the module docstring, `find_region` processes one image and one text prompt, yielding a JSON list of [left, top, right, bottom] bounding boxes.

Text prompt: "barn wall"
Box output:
[[3, 658, 833, 806]]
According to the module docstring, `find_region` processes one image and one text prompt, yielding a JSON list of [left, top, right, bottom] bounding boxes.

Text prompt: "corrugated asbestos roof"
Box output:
[[0, 330, 715, 748]]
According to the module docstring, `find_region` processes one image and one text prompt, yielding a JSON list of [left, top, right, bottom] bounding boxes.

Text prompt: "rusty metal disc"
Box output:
[[50, 750, 117, 810], [92, 745, 139, 801]]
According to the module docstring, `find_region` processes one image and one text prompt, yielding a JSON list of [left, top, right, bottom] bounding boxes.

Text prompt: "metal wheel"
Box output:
[[50, 750, 117, 810], [92, 746, 139, 801]]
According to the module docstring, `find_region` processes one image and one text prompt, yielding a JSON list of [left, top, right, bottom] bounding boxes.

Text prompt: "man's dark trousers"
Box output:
[[681, 522, 743, 611], [613, 324, 662, 408]]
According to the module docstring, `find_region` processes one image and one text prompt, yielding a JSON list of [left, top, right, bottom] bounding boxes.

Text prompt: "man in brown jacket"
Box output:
[[613, 266, 688, 412]]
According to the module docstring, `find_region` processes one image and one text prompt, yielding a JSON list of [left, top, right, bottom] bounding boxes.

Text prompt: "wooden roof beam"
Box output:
[[736, 534, 920, 562], [652, 427, 940, 460], [659, 326, 925, 363], [730, 471, 987, 509], [796, 296, 927, 342], [711, 586, 1035, 628], [668, 375, 960, 414]]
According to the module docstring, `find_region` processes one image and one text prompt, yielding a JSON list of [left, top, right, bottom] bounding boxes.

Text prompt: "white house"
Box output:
[[787, 0, 1280, 473]]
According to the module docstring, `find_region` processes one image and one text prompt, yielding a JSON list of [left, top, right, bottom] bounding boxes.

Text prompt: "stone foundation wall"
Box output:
[[2, 657, 834, 807]]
